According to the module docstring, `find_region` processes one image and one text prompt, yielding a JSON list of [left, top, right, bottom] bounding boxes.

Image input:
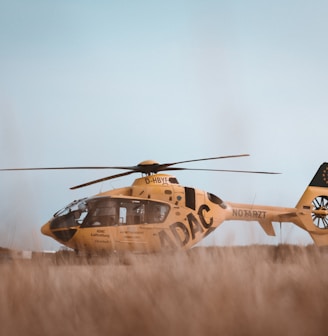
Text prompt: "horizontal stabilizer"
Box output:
[[278, 212, 298, 220], [259, 220, 275, 236]]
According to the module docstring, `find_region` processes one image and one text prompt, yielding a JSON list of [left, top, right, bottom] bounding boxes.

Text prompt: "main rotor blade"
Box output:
[[0, 154, 250, 173], [0, 166, 132, 171], [70, 171, 137, 190], [0, 165, 164, 172], [163, 167, 280, 174], [157, 154, 250, 171]]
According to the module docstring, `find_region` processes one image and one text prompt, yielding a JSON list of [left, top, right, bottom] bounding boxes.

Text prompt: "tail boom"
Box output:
[[224, 163, 328, 246], [225, 202, 301, 237]]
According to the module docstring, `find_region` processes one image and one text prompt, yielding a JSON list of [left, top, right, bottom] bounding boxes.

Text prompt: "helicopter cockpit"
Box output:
[[48, 197, 170, 242]]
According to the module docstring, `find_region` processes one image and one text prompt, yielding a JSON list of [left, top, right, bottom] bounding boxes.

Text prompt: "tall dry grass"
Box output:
[[1, 245, 328, 336]]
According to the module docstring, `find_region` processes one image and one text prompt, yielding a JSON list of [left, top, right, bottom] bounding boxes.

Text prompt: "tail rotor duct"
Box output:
[[312, 196, 328, 229]]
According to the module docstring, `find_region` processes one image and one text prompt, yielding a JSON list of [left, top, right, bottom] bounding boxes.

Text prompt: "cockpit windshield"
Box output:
[[53, 198, 88, 218]]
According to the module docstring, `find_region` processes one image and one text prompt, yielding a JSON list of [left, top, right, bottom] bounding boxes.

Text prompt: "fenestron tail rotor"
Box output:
[[0, 154, 280, 190], [312, 196, 328, 229]]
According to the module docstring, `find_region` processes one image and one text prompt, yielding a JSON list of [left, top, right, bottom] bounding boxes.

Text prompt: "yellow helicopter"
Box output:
[[1, 154, 328, 253]]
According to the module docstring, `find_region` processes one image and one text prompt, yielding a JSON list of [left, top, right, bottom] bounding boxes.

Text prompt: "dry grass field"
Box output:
[[1, 245, 328, 336]]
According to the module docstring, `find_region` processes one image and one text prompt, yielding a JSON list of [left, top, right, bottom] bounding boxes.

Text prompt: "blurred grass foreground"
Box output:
[[1, 245, 328, 336]]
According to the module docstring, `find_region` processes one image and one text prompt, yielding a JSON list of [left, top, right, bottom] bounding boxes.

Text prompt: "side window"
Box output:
[[82, 199, 117, 227], [79, 198, 170, 227], [147, 203, 170, 223], [119, 207, 127, 224], [119, 202, 145, 225], [131, 203, 145, 224]]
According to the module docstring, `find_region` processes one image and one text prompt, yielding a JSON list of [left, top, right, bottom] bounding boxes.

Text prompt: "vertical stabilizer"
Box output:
[[295, 163, 328, 245], [308, 163, 328, 188]]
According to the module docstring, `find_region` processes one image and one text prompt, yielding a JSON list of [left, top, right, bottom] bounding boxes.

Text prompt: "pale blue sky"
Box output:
[[0, 0, 327, 250]]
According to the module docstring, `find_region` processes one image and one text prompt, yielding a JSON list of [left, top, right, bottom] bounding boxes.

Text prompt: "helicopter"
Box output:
[[1, 154, 328, 254]]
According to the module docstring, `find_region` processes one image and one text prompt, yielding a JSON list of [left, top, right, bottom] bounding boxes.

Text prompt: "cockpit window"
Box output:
[[118, 200, 145, 225], [51, 197, 170, 230], [80, 198, 170, 228], [82, 199, 117, 227]]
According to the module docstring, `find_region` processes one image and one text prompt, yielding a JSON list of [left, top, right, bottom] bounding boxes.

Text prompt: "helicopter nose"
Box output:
[[41, 221, 52, 237]]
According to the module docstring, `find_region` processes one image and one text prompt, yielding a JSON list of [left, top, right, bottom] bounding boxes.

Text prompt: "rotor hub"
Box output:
[[137, 160, 161, 174], [138, 160, 160, 166]]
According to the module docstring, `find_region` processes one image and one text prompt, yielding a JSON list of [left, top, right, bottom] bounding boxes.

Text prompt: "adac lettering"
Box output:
[[159, 204, 213, 248], [91, 229, 110, 238], [232, 208, 266, 219]]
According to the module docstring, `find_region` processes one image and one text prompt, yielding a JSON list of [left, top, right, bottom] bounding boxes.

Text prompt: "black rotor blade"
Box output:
[[70, 171, 136, 190], [162, 167, 280, 174], [156, 154, 250, 172], [0, 154, 250, 173], [0, 166, 134, 171]]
